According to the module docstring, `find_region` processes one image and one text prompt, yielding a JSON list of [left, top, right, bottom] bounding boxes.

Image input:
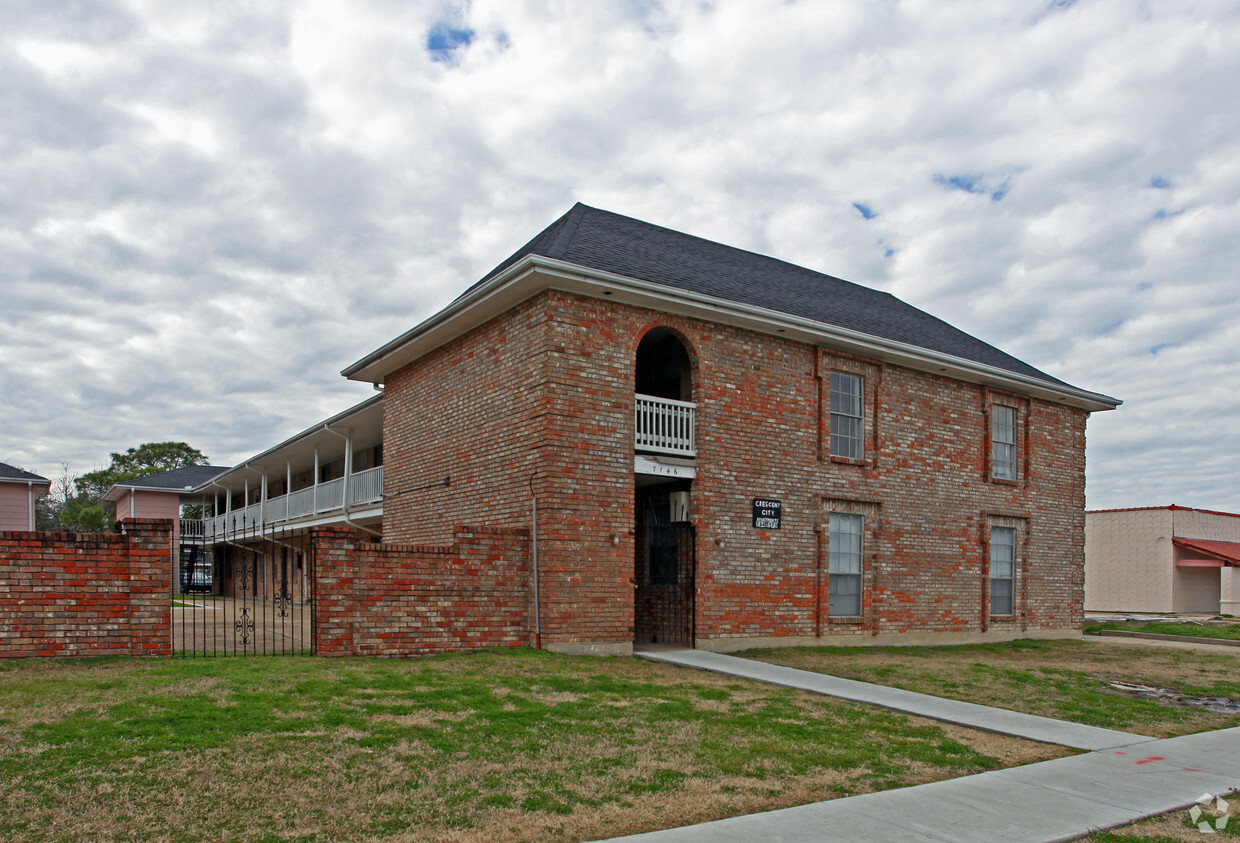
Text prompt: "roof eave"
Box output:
[[188, 393, 384, 494], [343, 255, 1122, 413], [0, 476, 51, 487]]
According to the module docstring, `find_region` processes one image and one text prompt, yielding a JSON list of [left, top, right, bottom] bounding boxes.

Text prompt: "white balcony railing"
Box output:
[[265, 494, 288, 523], [635, 394, 697, 457], [348, 465, 383, 504], [287, 486, 315, 519], [191, 466, 383, 539], [316, 477, 345, 512]]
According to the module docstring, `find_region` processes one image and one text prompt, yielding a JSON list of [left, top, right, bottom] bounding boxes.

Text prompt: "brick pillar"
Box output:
[[119, 518, 173, 656], [311, 527, 358, 657]]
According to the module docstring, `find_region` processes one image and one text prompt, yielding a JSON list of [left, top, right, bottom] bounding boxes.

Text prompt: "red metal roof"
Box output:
[[1088, 505, 1240, 519], [1173, 538, 1240, 564]]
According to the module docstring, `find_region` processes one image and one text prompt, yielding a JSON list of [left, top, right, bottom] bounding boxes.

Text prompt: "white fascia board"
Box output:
[[343, 256, 1122, 413], [103, 481, 203, 502]]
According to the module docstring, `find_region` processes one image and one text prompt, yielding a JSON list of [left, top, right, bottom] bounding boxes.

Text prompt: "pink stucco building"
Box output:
[[1085, 505, 1240, 615], [0, 462, 50, 532]]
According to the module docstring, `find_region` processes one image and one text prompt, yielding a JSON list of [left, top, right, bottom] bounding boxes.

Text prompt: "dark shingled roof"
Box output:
[[115, 465, 231, 491], [0, 462, 49, 483], [473, 203, 1064, 385]]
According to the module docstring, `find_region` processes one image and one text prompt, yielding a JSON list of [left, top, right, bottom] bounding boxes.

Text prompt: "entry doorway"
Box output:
[[635, 481, 695, 646]]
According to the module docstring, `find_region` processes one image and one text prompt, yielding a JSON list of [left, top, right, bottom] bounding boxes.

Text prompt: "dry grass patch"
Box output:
[[742, 638, 1240, 737], [0, 649, 1067, 841]]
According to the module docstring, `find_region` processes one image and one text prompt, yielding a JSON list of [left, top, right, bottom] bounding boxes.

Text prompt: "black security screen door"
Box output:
[[634, 522, 695, 646]]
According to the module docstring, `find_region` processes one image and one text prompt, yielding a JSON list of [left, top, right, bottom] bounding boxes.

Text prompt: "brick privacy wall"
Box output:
[[382, 288, 1091, 648], [0, 518, 172, 657], [313, 525, 530, 657]]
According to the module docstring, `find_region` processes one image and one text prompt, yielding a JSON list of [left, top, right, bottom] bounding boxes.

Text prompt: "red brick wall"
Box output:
[[382, 296, 548, 546], [381, 288, 1091, 650], [312, 525, 530, 657], [0, 519, 172, 657]]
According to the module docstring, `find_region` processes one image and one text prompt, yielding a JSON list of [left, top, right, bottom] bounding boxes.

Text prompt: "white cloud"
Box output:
[[1, 0, 1238, 510]]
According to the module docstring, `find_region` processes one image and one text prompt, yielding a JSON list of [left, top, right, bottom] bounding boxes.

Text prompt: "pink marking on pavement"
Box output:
[[1135, 757, 1165, 765]]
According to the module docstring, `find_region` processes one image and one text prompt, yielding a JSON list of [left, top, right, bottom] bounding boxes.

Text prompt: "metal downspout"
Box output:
[[529, 474, 541, 650]]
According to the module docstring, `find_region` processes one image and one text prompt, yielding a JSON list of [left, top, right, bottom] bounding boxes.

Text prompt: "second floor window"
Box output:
[[991, 405, 1016, 480], [830, 372, 864, 460]]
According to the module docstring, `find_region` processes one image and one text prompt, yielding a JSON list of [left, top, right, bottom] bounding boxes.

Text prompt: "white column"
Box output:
[[1221, 567, 1240, 617], [343, 436, 353, 507]]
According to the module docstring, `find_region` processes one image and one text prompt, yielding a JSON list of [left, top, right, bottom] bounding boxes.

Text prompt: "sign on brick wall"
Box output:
[[753, 499, 782, 529]]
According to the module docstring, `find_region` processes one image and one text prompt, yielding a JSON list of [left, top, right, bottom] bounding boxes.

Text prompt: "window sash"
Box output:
[[830, 373, 864, 459], [991, 405, 1016, 479], [990, 526, 1016, 615], [829, 512, 864, 616]]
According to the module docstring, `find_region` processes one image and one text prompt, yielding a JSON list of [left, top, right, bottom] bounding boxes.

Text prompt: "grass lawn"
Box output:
[[739, 638, 1240, 737], [1086, 620, 1240, 642], [0, 648, 1060, 842]]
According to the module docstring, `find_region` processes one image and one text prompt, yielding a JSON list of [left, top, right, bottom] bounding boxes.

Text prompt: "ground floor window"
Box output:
[[990, 526, 1016, 615], [828, 512, 864, 616]]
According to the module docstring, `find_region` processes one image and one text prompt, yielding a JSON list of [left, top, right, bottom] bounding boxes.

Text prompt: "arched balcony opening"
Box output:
[[635, 329, 696, 458]]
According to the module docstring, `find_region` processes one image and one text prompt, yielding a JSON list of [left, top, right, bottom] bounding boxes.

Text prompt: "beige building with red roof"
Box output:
[[1085, 505, 1240, 615]]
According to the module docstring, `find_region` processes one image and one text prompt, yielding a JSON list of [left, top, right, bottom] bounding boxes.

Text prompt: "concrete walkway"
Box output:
[[603, 728, 1240, 842], [637, 649, 1148, 750], [1080, 633, 1240, 655], [605, 649, 1240, 842]]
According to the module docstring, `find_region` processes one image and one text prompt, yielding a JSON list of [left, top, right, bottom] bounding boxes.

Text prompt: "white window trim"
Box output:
[[991, 404, 1017, 480], [829, 372, 865, 460], [828, 511, 864, 617]]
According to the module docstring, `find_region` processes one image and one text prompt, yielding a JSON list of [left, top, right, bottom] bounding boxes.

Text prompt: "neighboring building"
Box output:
[[103, 464, 231, 591], [106, 398, 383, 599], [1085, 506, 1240, 615], [122, 203, 1122, 654], [0, 462, 51, 531], [105, 464, 232, 525]]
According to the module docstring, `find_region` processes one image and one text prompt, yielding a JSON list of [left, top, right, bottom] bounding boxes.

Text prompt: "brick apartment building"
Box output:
[[333, 203, 1121, 654]]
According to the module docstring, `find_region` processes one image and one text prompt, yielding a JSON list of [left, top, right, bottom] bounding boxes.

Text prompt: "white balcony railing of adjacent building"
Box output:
[[635, 394, 697, 457], [185, 465, 383, 539]]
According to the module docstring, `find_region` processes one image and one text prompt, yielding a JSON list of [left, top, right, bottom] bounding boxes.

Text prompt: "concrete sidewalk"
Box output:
[[602, 727, 1240, 842], [608, 649, 1239, 842], [637, 649, 1148, 750]]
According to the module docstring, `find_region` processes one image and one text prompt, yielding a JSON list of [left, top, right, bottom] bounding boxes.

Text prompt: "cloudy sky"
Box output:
[[2, 0, 1237, 510]]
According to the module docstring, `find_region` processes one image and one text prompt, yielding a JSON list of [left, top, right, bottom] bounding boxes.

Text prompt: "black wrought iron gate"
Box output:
[[171, 518, 315, 657], [634, 522, 695, 646]]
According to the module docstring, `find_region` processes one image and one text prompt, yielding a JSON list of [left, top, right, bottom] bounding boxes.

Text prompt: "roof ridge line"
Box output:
[[547, 202, 588, 259]]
